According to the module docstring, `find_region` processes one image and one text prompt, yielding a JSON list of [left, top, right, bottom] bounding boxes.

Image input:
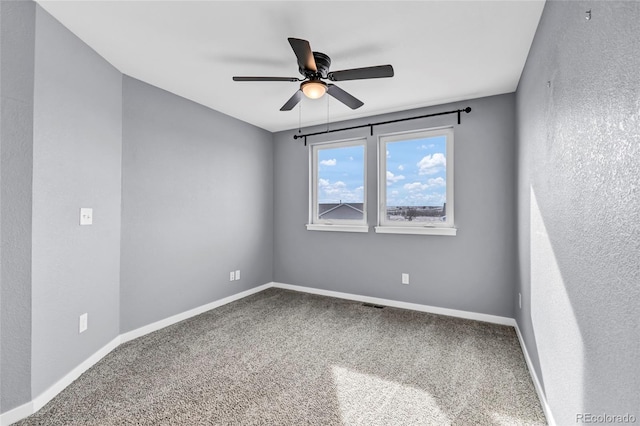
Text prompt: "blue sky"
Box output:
[[385, 135, 447, 207], [317, 145, 365, 204], [317, 136, 447, 206]]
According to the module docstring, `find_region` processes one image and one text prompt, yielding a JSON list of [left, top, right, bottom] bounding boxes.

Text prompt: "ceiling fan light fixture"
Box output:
[[301, 80, 327, 99]]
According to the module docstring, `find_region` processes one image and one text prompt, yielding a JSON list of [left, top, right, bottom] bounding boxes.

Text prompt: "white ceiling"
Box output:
[[36, 1, 545, 133]]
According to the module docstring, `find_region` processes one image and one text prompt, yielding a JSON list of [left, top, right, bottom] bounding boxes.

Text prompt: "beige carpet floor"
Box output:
[[16, 288, 546, 425]]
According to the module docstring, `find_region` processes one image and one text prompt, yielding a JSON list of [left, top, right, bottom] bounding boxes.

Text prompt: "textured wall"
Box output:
[[120, 76, 274, 333], [516, 1, 640, 423], [0, 0, 35, 412], [274, 94, 518, 318], [30, 5, 123, 398]]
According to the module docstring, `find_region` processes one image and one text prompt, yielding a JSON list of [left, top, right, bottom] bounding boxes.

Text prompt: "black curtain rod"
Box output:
[[293, 107, 471, 144]]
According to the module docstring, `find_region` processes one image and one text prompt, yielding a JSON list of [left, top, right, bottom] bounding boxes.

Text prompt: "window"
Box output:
[[377, 127, 456, 236], [307, 138, 368, 232]]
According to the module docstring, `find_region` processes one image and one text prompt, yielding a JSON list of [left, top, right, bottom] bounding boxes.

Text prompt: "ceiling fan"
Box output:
[[233, 38, 394, 111]]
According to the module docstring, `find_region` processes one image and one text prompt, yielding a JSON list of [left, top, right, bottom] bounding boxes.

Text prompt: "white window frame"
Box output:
[[306, 138, 368, 233], [376, 126, 456, 236]]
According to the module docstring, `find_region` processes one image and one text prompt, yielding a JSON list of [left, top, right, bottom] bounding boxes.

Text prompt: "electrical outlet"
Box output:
[[401, 273, 409, 285], [79, 313, 88, 333], [229, 271, 235, 281], [235, 270, 240, 280], [519, 293, 522, 309], [80, 208, 93, 225]]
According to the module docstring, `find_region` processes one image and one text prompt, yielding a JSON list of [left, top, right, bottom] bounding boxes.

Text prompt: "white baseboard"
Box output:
[[275, 282, 553, 423], [514, 323, 555, 426], [0, 401, 33, 426], [0, 283, 272, 426], [32, 336, 121, 413], [1, 282, 551, 426], [0, 337, 121, 426], [120, 283, 272, 344], [272, 282, 516, 326]]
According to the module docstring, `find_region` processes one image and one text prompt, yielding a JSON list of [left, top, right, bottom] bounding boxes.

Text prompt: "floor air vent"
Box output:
[[362, 303, 385, 309]]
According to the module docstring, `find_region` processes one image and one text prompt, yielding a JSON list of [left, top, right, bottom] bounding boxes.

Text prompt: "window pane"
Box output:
[[317, 145, 365, 221], [385, 135, 447, 223]]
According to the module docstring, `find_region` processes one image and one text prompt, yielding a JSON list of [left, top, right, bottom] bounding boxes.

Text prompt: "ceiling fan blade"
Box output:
[[327, 84, 364, 109], [233, 76, 299, 82], [288, 38, 317, 72], [280, 90, 302, 111], [328, 65, 394, 81]]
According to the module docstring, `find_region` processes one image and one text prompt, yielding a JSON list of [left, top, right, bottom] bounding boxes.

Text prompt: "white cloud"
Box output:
[[386, 150, 390, 158], [398, 165, 404, 171], [417, 153, 446, 175], [386, 171, 405, 186], [319, 179, 361, 203], [324, 180, 346, 194], [403, 182, 428, 191], [418, 144, 436, 150], [320, 158, 337, 166], [427, 177, 445, 187], [386, 191, 445, 207], [403, 177, 445, 192]]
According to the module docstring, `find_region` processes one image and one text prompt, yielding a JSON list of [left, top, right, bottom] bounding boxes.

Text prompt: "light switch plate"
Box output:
[[235, 270, 240, 280], [401, 273, 410, 285], [80, 208, 93, 225]]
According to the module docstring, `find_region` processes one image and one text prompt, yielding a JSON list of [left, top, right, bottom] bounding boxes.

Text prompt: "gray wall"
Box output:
[[119, 76, 274, 333], [0, 0, 35, 412], [0, 4, 274, 413], [274, 94, 518, 318], [515, 1, 640, 423], [30, 5, 123, 398]]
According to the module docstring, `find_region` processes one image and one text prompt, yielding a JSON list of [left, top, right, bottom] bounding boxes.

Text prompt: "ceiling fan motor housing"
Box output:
[[302, 52, 331, 78]]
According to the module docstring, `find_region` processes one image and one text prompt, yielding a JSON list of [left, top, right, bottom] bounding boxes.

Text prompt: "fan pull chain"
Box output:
[[326, 95, 330, 132], [298, 102, 302, 134]]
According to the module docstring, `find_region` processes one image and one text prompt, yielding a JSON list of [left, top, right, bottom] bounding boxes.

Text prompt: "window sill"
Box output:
[[374, 226, 457, 236], [306, 224, 369, 233]]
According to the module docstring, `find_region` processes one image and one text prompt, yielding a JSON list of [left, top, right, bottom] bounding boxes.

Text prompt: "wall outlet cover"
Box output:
[[519, 293, 522, 309], [80, 208, 93, 225], [79, 313, 88, 333]]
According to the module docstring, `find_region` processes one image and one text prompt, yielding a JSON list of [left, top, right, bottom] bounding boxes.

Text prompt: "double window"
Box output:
[[308, 127, 455, 236]]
